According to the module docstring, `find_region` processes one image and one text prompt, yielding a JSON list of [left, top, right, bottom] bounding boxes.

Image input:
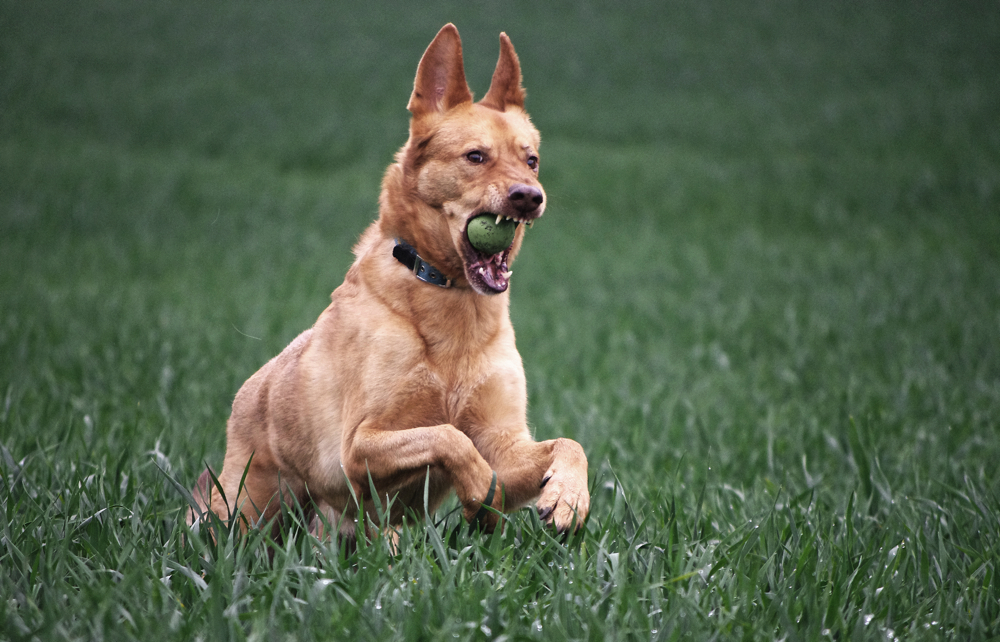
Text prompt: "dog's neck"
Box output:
[[351, 226, 511, 357]]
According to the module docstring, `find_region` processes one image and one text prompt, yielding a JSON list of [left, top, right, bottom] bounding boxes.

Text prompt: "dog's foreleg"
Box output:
[[343, 422, 502, 530], [472, 433, 590, 533]]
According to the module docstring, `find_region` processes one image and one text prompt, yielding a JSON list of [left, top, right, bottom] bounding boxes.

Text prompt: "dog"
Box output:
[[189, 24, 590, 541]]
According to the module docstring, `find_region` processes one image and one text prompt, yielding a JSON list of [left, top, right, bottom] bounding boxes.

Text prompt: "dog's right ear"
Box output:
[[408, 24, 473, 117], [479, 33, 525, 112]]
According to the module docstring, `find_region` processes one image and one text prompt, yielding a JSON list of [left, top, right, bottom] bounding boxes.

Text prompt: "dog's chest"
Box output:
[[443, 384, 470, 423], [419, 355, 491, 426]]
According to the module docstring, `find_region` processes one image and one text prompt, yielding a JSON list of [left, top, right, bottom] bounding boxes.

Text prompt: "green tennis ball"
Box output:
[[467, 214, 517, 255]]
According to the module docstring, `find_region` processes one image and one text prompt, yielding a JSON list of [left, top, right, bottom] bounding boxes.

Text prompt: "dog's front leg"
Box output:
[[343, 422, 502, 530], [472, 431, 590, 533]]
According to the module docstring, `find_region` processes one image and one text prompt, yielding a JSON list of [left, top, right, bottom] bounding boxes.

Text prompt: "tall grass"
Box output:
[[2, 0, 999, 639]]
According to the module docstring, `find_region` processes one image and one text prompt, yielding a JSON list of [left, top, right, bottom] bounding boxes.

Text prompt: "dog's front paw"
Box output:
[[536, 468, 589, 533]]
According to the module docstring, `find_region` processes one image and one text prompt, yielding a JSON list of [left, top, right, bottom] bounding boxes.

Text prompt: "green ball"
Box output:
[[467, 214, 517, 255]]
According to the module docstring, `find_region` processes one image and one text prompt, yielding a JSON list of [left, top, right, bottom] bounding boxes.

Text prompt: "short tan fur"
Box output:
[[190, 24, 590, 539]]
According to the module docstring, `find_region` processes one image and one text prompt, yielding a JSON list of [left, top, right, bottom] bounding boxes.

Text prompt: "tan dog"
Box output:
[[190, 24, 589, 539]]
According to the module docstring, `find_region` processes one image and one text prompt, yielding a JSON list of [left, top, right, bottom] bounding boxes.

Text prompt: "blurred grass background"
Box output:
[[2, 0, 999, 639]]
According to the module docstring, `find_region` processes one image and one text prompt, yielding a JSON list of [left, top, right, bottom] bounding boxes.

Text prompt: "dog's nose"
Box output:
[[508, 183, 544, 214]]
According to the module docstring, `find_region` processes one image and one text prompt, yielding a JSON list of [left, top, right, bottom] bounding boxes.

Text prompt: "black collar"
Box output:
[[392, 239, 452, 288]]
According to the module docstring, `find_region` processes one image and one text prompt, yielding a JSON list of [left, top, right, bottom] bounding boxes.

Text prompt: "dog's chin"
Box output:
[[462, 242, 513, 295]]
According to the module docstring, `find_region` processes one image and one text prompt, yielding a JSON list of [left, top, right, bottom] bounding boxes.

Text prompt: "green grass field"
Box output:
[[3, 1, 999, 639]]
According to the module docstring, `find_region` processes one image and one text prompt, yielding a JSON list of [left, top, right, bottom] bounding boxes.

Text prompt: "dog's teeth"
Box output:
[[502, 270, 513, 279], [528, 220, 534, 228], [478, 267, 485, 275], [495, 214, 503, 225]]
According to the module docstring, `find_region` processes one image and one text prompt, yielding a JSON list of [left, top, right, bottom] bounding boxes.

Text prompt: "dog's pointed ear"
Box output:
[[479, 33, 526, 111], [408, 24, 473, 117]]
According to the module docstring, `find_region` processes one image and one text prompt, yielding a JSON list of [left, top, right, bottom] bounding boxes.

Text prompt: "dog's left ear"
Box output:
[[479, 33, 526, 111]]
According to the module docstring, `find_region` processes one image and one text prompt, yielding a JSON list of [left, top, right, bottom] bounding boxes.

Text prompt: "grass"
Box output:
[[2, 0, 999, 639]]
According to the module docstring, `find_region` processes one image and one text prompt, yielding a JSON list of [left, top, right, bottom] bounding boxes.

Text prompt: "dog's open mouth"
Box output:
[[463, 214, 518, 294], [467, 245, 513, 293]]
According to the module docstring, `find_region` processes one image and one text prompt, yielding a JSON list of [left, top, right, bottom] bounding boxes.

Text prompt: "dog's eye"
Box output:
[[466, 150, 485, 164], [527, 155, 539, 171]]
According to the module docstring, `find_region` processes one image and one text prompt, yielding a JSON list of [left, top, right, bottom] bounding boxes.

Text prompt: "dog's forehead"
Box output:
[[433, 105, 540, 151]]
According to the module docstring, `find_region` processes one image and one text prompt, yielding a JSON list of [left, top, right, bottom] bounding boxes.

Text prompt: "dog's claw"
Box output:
[[540, 475, 551, 489], [537, 505, 554, 520]]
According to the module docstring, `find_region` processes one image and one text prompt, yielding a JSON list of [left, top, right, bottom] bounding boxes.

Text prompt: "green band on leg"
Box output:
[[474, 471, 498, 523]]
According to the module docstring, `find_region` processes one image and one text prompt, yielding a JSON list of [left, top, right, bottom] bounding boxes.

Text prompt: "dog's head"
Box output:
[[381, 24, 545, 296]]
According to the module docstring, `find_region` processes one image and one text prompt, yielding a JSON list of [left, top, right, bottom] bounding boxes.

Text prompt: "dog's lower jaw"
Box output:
[[464, 246, 513, 294]]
